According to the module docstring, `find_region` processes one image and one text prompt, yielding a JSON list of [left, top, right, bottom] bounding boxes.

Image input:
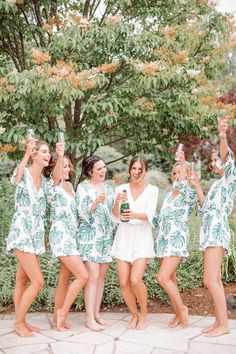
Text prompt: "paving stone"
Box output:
[[0, 328, 14, 336], [4, 344, 49, 354], [25, 314, 51, 330], [95, 312, 128, 321], [119, 324, 201, 352], [50, 341, 94, 354], [0, 332, 55, 349], [94, 341, 114, 354], [152, 349, 185, 354], [192, 316, 236, 329], [192, 329, 236, 346], [41, 328, 82, 340], [102, 320, 128, 338], [115, 339, 153, 354], [65, 331, 113, 345], [189, 341, 236, 354], [0, 320, 13, 329]]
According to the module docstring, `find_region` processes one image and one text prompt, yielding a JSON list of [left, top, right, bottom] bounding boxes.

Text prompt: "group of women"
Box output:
[[6, 117, 236, 339]]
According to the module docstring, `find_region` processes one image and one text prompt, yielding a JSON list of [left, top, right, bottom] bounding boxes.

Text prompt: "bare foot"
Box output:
[[180, 306, 189, 328], [128, 315, 139, 329], [24, 322, 40, 332], [205, 325, 230, 338], [201, 321, 218, 334], [51, 318, 72, 329], [95, 317, 109, 327], [13, 322, 33, 337], [86, 320, 104, 331], [136, 314, 148, 330], [168, 315, 180, 328], [57, 309, 67, 331]]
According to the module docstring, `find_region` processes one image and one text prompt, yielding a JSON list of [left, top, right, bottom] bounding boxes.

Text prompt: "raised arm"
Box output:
[[218, 117, 228, 164], [187, 170, 205, 207], [14, 139, 36, 184], [177, 151, 187, 182], [52, 143, 64, 186]]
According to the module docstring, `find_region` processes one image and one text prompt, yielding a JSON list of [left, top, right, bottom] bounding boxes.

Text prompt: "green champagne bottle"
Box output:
[[120, 189, 129, 222]]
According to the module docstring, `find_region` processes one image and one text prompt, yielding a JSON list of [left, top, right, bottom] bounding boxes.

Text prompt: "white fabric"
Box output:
[[111, 183, 158, 262]]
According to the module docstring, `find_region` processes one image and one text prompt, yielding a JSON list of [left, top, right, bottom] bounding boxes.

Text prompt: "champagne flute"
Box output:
[[26, 129, 37, 153], [175, 143, 184, 161], [58, 132, 65, 147]]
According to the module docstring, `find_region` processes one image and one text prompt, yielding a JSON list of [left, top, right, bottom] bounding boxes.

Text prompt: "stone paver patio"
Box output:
[[0, 312, 236, 354]]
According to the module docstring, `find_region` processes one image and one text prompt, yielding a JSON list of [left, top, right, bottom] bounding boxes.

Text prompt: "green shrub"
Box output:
[[0, 176, 236, 312]]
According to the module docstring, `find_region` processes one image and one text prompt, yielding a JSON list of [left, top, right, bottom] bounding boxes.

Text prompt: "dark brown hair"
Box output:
[[44, 152, 74, 180], [82, 155, 104, 178], [128, 156, 148, 175]]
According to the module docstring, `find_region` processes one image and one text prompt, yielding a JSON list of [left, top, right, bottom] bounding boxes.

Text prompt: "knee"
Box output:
[[58, 273, 71, 287], [157, 272, 167, 287], [33, 276, 44, 291], [88, 271, 100, 283], [203, 275, 213, 289], [130, 276, 142, 288], [120, 279, 130, 290], [78, 270, 89, 285], [16, 272, 28, 286]]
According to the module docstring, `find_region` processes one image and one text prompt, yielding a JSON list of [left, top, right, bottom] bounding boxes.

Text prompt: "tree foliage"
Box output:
[[0, 0, 235, 170]]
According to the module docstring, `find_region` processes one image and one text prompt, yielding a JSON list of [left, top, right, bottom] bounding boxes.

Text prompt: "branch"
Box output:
[[73, 99, 82, 129], [106, 154, 130, 165], [18, 5, 40, 47], [83, 0, 91, 18]]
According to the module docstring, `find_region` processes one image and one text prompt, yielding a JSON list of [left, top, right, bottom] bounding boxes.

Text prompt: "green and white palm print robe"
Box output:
[[75, 180, 114, 263], [154, 181, 197, 258], [47, 179, 80, 258], [7, 167, 47, 255], [199, 151, 236, 256]]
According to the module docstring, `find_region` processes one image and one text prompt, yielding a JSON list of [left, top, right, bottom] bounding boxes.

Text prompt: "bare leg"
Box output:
[[13, 250, 44, 337], [84, 262, 104, 331], [117, 260, 139, 329], [57, 256, 88, 331], [51, 261, 72, 328], [14, 264, 40, 332], [202, 247, 229, 337], [159, 258, 180, 328], [130, 258, 148, 330], [157, 257, 188, 329], [94, 263, 110, 326]]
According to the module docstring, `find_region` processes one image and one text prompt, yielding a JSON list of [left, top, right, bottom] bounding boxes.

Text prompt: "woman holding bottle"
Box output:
[[75, 155, 114, 331], [45, 142, 88, 331], [154, 151, 197, 329], [189, 117, 236, 337], [112, 156, 158, 330], [6, 137, 51, 337]]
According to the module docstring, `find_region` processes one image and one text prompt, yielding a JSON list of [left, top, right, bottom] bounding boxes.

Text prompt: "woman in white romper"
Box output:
[[45, 143, 88, 331], [154, 152, 197, 329], [112, 156, 158, 330], [190, 118, 236, 337], [6, 138, 51, 337]]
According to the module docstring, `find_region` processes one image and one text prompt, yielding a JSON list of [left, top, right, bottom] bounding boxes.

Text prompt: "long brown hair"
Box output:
[[44, 152, 74, 180], [128, 156, 148, 175]]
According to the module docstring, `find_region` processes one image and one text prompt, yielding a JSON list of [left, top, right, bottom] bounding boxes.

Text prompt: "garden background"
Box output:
[[0, 0, 236, 313]]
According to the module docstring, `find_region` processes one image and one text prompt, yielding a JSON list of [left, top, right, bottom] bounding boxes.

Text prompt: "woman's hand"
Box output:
[[176, 151, 185, 166], [218, 117, 228, 138], [56, 142, 64, 157], [25, 139, 36, 156], [115, 192, 126, 205], [120, 209, 136, 220], [187, 169, 200, 187]]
